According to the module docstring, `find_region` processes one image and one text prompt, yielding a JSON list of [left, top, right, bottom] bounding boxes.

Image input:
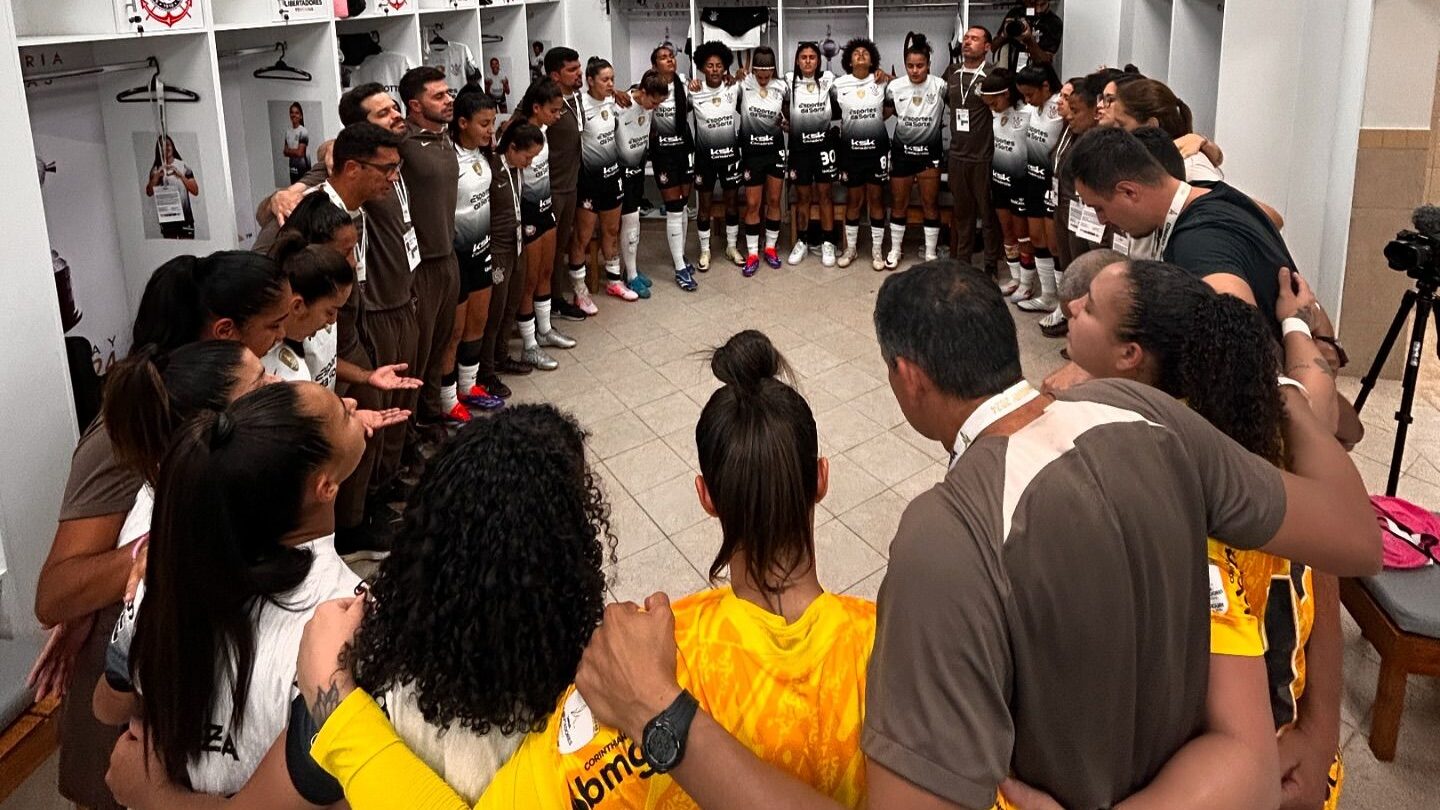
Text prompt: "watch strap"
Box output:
[[643, 689, 699, 774]]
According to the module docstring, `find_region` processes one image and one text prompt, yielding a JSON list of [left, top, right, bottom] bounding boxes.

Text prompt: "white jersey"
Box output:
[[616, 99, 652, 169], [304, 325, 338, 389], [650, 73, 689, 151], [991, 104, 1031, 188], [261, 332, 337, 389], [425, 41, 477, 96], [521, 125, 552, 211], [485, 70, 510, 102], [352, 52, 413, 110], [1024, 93, 1065, 182], [1185, 152, 1224, 183], [831, 74, 887, 155], [105, 535, 359, 796], [690, 81, 741, 161], [739, 74, 787, 152], [117, 485, 154, 549], [262, 340, 312, 383], [787, 70, 836, 150], [578, 92, 620, 172], [887, 75, 947, 158], [454, 142, 492, 258]]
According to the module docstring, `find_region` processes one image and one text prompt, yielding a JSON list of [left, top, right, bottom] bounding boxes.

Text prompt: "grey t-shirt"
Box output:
[[863, 379, 1286, 809]]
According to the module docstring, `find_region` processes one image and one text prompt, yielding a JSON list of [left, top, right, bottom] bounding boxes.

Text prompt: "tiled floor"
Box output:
[[6, 223, 1439, 807]]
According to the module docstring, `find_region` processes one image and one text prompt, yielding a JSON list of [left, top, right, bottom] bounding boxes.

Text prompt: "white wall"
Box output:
[[1362, 0, 1440, 128], [1058, 0, 1122, 80], [0, 0, 82, 727]]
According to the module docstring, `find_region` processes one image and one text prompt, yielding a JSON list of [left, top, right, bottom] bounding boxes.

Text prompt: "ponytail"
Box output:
[[903, 32, 932, 61], [696, 331, 819, 601], [271, 235, 355, 304], [133, 251, 289, 353]]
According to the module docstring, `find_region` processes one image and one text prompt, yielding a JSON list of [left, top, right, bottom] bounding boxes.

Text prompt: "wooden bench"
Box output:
[[1340, 570, 1440, 760]]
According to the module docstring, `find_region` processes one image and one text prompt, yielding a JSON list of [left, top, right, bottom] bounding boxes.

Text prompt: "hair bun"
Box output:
[[710, 330, 788, 390], [210, 411, 236, 447]]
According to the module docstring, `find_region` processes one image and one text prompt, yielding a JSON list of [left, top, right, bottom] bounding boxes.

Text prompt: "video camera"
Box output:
[[1004, 17, 1029, 39], [1385, 206, 1439, 285]]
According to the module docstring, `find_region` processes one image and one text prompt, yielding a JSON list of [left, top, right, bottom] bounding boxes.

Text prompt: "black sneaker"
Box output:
[[336, 515, 395, 561], [552, 296, 589, 321], [1040, 318, 1069, 339], [480, 374, 512, 399]]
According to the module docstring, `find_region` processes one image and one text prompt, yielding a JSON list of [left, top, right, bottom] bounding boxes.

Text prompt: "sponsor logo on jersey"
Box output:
[[568, 736, 654, 808], [203, 723, 239, 760], [140, 0, 194, 26]]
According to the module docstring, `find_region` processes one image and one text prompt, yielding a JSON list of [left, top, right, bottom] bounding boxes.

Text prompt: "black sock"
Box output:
[[870, 216, 887, 230], [745, 221, 763, 237], [725, 211, 740, 227], [830, 224, 841, 244], [923, 217, 941, 230], [458, 339, 483, 366], [805, 221, 820, 245], [1034, 247, 1053, 260], [765, 217, 781, 233], [442, 368, 459, 385]]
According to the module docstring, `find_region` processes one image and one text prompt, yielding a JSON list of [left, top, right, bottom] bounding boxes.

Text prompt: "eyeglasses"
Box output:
[[359, 159, 404, 177]]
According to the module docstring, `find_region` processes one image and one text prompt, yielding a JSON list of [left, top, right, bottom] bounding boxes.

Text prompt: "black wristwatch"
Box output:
[[641, 689, 699, 774]]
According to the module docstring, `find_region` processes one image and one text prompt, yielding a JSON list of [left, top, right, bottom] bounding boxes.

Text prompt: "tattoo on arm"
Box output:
[[308, 679, 344, 729]]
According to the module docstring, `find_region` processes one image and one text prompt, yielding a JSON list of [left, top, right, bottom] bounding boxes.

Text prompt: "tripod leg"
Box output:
[[1385, 293, 1432, 496], [1356, 289, 1417, 412]]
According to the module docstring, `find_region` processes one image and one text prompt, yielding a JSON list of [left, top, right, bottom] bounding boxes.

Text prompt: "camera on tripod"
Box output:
[[1384, 229, 1438, 284]]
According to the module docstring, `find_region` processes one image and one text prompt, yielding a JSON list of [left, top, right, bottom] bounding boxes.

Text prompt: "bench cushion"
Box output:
[[1362, 566, 1440, 639]]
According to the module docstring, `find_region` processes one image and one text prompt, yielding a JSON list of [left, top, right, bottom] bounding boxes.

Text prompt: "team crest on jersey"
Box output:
[[712, 96, 721, 106], [278, 346, 301, 372], [139, 0, 194, 27], [857, 88, 866, 99], [1001, 113, 1009, 126], [658, 170, 669, 183], [601, 109, 609, 120], [525, 224, 537, 237], [638, 114, 646, 124], [911, 96, 922, 106], [807, 82, 816, 93], [471, 162, 484, 174]]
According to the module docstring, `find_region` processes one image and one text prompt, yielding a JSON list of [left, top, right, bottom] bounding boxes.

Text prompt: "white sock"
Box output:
[[889, 222, 906, 254], [765, 227, 779, 249], [604, 256, 621, 283], [666, 210, 687, 271], [1035, 256, 1057, 300], [441, 382, 459, 412], [698, 225, 711, 253], [924, 226, 940, 255], [871, 225, 886, 253], [844, 224, 859, 252], [725, 223, 739, 249], [621, 211, 641, 280], [568, 265, 587, 296], [458, 362, 479, 393], [535, 298, 553, 335], [520, 317, 538, 350], [1006, 259, 1022, 281], [746, 232, 759, 256]]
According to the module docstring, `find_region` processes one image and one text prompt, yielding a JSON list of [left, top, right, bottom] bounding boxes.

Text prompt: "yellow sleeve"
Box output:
[[1207, 541, 1264, 657], [310, 689, 472, 810], [472, 726, 570, 810]]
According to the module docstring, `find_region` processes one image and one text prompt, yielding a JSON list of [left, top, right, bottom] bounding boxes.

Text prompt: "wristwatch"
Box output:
[[641, 689, 699, 774]]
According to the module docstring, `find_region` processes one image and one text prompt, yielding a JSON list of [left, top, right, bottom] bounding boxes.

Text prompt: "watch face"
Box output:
[[645, 721, 681, 770]]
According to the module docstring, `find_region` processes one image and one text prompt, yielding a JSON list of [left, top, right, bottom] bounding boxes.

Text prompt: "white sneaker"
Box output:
[[821, 243, 837, 267], [998, 278, 1020, 295], [605, 280, 639, 302], [871, 246, 886, 272], [922, 247, 939, 262], [837, 246, 857, 268], [1007, 284, 1033, 303], [1039, 306, 1066, 328], [788, 242, 809, 265], [885, 247, 902, 270], [573, 289, 599, 316], [698, 248, 711, 271], [1016, 295, 1057, 312], [726, 245, 745, 266]]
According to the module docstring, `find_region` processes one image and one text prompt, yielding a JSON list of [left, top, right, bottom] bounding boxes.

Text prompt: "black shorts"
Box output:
[[838, 151, 888, 187], [1024, 172, 1056, 218], [787, 145, 838, 185], [457, 245, 493, 299], [579, 164, 623, 212], [741, 148, 786, 186], [694, 152, 742, 193], [991, 178, 1025, 214], [521, 198, 556, 244], [890, 147, 943, 178], [621, 166, 645, 215], [651, 147, 694, 190]]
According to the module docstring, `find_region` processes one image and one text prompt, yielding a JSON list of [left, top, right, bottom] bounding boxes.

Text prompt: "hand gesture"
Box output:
[[1000, 777, 1064, 810], [125, 536, 148, 603], [576, 593, 681, 741], [297, 597, 365, 730], [1173, 133, 1207, 159], [270, 187, 305, 226], [613, 89, 634, 108], [26, 613, 97, 702], [367, 363, 422, 391], [687, 77, 702, 93], [106, 720, 175, 809], [1275, 267, 1317, 325], [356, 408, 410, 437], [1041, 361, 1091, 396], [1276, 723, 1334, 810]]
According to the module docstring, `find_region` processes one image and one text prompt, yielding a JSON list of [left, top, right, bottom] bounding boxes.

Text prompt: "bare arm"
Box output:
[[1277, 574, 1342, 810], [92, 675, 136, 727], [1267, 387, 1381, 576], [1277, 269, 1339, 434], [36, 514, 130, 626], [107, 728, 327, 810], [1116, 655, 1279, 809], [1203, 273, 1257, 306]]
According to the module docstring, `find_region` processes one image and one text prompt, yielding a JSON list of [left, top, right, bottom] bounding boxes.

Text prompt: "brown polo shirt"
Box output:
[[401, 122, 459, 260], [944, 62, 993, 163], [863, 379, 1286, 809], [549, 91, 582, 195]]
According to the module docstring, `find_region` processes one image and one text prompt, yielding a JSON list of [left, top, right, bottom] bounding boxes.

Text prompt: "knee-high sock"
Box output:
[[534, 297, 553, 336], [725, 212, 740, 249], [889, 221, 906, 255], [665, 202, 688, 271], [745, 222, 761, 257], [621, 210, 641, 280], [845, 219, 860, 252], [765, 218, 781, 250], [923, 218, 941, 256], [870, 217, 887, 254]]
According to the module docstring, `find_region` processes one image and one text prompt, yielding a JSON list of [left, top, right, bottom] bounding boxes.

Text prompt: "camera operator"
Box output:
[[993, 0, 1062, 72]]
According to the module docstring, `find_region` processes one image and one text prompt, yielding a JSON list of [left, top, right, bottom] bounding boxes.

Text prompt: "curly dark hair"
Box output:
[[348, 404, 617, 735], [1119, 261, 1284, 467], [693, 40, 734, 72], [841, 37, 880, 75]]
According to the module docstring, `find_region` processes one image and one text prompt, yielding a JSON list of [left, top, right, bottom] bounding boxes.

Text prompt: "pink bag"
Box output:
[[1372, 495, 1440, 569]]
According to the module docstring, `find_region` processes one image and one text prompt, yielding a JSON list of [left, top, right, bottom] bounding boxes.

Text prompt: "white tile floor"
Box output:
[[6, 222, 1439, 807]]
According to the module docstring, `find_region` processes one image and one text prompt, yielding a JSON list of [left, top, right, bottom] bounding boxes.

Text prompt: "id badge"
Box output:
[[404, 228, 421, 271], [154, 185, 184, 223], [1112, 233, 1132, 254], [1067, 201, 1081, 233], [956, 109, 970, 133]]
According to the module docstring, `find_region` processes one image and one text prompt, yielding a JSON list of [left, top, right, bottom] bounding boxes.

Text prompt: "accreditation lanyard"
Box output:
[[1155, 181, 1193, 258], [950, 380, 1040, 468], [956, 63, 985, 107], [564, 91, 583, 133], [501, 154, 522, 250]]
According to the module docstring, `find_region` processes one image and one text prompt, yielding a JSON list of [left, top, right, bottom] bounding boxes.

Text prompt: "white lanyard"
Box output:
[[501, 154, 522, 247], [564, 91, 583, 133], [1155, 181, 1193, 258], [950, 380, 1040, 467], [392, 174, 412, 225], [956, 63, 985, 107], [320, 182, 367, 283]]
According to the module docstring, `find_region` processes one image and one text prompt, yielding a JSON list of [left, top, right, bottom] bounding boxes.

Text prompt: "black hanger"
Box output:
[[116, 58, 200, 103], [254, 42, 311, 82], [481, 33, 504, 44], [429, 24, 447, 46]]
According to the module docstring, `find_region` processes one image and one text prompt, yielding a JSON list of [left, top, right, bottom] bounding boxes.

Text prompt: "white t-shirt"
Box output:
[[285, 125, 309, 154], [106, 534, 359, 796], [886, 75, 948, 157], [117, 484, 154, 549], [425, 41, 477, 96], [485, 69, 509, 101], [352, 52, 414, 110], [262, 330, 338, 389]]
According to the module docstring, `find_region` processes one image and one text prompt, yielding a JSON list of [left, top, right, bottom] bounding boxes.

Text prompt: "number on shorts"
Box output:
[[820, 149, 835, 169]]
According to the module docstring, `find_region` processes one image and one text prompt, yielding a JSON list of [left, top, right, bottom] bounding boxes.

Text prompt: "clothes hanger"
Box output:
[[254, 42, 312, 82], [429, 23, 447, 47], [115, 58, 200, 103], [481, 33, 504, 44]]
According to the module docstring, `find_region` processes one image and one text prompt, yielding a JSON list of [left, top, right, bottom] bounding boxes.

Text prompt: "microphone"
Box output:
[[1412, 204, 1440, 239]]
